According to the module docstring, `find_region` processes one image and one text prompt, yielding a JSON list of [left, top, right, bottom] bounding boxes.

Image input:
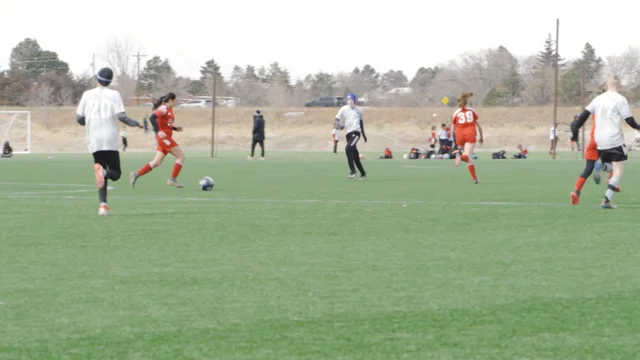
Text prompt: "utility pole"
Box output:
[[552, 18, 560, 159], [581, 62, 586, 160], [132, 51, 147, 106], [91, 53, 97, 87], [211, 75, 217, 158]]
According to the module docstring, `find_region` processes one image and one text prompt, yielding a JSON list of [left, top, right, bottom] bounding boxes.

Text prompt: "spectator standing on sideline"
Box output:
[[249, 110, 265, 160], [143, 115, 149, 133]]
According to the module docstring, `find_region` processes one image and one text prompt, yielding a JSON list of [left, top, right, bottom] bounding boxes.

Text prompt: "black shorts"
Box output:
[[92, 150, 121, 173], [122, 138, 128, 146], [598, 145, 628, 163]]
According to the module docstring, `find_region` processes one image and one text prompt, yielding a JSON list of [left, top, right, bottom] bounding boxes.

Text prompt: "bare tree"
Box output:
[[104, 37, 135, 77], [605, 46, 640, 86]]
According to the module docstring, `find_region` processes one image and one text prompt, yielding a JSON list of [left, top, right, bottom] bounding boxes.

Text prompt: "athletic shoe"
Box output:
[[601, 200, 616, 209], [360, 175, 367, 180], [593, 161, 602, 184], [98, 203, 109, 216], [129, 172, 138, 188], [167, 178, 184, 188], [93, 163, 105, 189], [570, 191, 580, 205], [348, 172, 356, 179], [473, 179, 479, 184]]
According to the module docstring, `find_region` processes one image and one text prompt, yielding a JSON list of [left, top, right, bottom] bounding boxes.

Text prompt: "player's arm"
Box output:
[[149, 113, 160, 134], [475, 121, 484, 143], [334, 107, 343, 126], [114, 92, 142, 128], [571, 109, 592, 141], [76, 93, 86, 126], [359, 110, 367, 142], [619, 98, 640, 130], [117, 113, 142, 128]]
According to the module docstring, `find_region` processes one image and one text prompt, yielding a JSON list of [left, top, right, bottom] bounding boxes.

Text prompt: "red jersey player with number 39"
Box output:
[[451, 92, 483, 184], [130, 92, 186, 188]]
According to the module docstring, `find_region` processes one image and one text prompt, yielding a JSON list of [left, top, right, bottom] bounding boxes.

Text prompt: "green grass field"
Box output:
[[2, 151, 640, 360]]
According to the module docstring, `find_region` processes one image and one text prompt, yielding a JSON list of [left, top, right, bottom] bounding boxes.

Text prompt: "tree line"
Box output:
[[1, 36, 640, 107]]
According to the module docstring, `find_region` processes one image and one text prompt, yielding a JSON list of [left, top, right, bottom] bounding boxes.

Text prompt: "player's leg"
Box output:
[[601, 147, 626, 209], [345, 132, 359, 178], [570, 159, 596, 205], [454, 135, 465, 167], [352, 143, 366, 179], [167, 146, 185, 188], [463, 142, 478, 183], [97, 151, 122, 215], [333, 140, 338, 154], [130, 150, 167, 188], [249, 139, 257, 159], [92, 151, 110, 215], [259, 140, 265, 159]]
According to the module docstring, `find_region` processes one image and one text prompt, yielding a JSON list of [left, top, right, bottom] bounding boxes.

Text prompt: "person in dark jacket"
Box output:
[[249, 110, 265, 159], [1, 141, 13, 158]]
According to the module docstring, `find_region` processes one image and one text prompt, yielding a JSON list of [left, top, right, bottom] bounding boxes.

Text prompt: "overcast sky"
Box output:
[[1, 0, 637, 81]]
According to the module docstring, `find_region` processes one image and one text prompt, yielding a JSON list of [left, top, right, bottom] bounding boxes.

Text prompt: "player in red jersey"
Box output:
[[570, 114, 619, 205], [451, 92, 483, 183], [130, 92, 186, 188]]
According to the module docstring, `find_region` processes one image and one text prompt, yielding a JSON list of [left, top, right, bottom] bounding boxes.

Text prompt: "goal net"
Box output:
[[0, 111, 31, 154]]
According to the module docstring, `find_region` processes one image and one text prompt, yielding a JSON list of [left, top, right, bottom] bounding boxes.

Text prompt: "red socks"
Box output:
[[137, 163, 153, 176], [575, 176, 586, 192], [171, 161, 183, 179], [467, 164, 477, 180]]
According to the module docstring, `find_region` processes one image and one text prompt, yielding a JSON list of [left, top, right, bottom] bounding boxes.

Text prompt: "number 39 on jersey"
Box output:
[[453, 108, 478, 127]]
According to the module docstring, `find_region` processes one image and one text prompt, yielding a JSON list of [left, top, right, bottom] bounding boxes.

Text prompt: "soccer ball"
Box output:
[[443, 153, 450, 159], [430, 154, 436, 160], [472, 153, 478, 160], [403, 153, 409, 159], [359, 154, 365, 160], [199, 176, 214, 191]]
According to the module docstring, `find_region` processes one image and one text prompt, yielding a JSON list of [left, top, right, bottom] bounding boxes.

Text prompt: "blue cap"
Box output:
[[347, 93, 357, 102]]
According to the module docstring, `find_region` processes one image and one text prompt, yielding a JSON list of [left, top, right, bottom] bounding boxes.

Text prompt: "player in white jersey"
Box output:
[[76, 67, 143, 215], [571, 76, 640, 209], [335, 93, 367, 179]]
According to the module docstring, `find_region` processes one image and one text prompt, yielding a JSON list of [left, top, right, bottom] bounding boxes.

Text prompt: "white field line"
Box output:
[[0, 189, 92, 195], [0, 192, 635, 208], [0, 182, 94, 187]]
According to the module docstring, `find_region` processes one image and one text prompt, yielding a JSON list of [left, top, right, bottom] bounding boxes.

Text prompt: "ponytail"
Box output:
[[152, 92, 177, 110], [457, 92, 474, 108], [152, 96, 165, 110]]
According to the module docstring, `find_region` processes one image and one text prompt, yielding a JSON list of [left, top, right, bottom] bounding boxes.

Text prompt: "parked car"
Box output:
[[178, 99, 213, 108], [304, 96, 345, 107]]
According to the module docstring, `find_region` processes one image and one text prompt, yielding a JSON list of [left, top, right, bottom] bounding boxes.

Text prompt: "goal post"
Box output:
[[0, 111, 31, 154]]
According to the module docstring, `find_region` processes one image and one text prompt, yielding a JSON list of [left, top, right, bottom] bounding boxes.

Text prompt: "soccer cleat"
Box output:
[[570, 191, 580, 205], [129, 172, 138, 188], [93, 163, 105, 189], [601, 200, 616, 209], [98, 203, 109, 216], [260, 157, 265, 160], [167, 178, 184, 188], [473, 178, 479, 184], [348, 172, 356, 179], [248, 156, 253, 160], [360, 175, 367, 180], [593, 161, 602, 184]]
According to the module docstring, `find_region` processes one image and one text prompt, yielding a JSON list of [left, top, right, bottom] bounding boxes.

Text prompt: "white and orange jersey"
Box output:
[[452, 107, 479, 131]]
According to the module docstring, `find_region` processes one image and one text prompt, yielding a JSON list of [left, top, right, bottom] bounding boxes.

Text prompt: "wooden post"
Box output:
[[552, 18, 560, 159], [210, 75, 216, 158]]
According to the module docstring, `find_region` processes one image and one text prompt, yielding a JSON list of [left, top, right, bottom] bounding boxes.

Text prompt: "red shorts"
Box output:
[[157, 137, 179, 155], [456, 131, 476, 146], [585, 139, 598, 161]]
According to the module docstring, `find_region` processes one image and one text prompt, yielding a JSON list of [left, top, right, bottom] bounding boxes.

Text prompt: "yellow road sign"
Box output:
[[442, 96, 449, 105]]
